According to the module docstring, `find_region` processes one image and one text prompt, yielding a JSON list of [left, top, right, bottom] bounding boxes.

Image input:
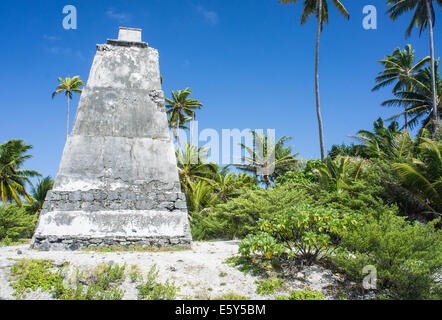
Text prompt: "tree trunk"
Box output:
[[425, 0, 439, 132], [66, 95, 70, 141], [316, 0, 326, 161], [404, 107, 408, 131], [191, 113, 194, 146], [176, 113, 181, 149]]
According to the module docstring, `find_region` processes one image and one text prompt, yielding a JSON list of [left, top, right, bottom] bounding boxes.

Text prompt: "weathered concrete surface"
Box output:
[[32, 28, 191, 250]]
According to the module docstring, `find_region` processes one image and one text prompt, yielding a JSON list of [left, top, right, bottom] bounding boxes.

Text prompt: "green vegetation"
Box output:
[[213, 292, 249, 300], [166, 88, 203, 148], [9, 259, 126, 300], [276, 290, 325, 301], [255, 277, 284, 295], [240, 205, 357, 264], [332, 212, 442, 300], [137, 264, 178, 300], [191, 187, 311, 240], [0, 140, 40, 206], [0, 205, 36, 245]]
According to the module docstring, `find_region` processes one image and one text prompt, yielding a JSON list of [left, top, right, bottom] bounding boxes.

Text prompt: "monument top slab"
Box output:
[[118, 27, 142, 42], [107, 27, 148, 48]]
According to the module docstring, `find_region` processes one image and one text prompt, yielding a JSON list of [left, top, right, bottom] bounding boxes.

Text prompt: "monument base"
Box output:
[[31, 210, 192, 251]]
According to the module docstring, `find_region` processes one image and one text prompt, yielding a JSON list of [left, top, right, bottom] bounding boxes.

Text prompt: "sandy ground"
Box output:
[[0, 241, 345, 300]]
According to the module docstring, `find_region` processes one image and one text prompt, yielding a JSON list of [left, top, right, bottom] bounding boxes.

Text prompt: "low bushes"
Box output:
[[0, 205, 36, 245], [238, 204, 357, 265], [190, 187, 312, 240], [333, 212, 442, 300]]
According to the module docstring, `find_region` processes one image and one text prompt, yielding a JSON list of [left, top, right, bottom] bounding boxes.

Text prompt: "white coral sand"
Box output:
[[0, 241, 345, 300]]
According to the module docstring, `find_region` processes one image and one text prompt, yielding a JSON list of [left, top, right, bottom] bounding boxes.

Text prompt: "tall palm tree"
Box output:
[[372, 44, 430, 130], [386, 0, 442, 131], [52, 76, 84, 141], [280, 0, 350, 161], [168, 113, 192, 147], [165, 88, 203, 148], [0, 140, 41, 206], [382, 61, 441, 131], [236, 131, 300, 189]]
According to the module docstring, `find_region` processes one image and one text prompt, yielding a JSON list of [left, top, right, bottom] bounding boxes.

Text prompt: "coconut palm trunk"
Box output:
[[315, 0, 326, 161], [66, 95, 70, 141], [425, 0, 439, 130]]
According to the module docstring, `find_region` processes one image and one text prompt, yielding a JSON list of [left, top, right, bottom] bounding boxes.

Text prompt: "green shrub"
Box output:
[[240, 204, 356, 264], [333, 212, 442, 300], [191, 187, 313, 240], [239, 232, 286, 260], [54, 263, 126, 300], [275, 290, 325, 300], [138, 265, 178, 300], [288, 290, 325, 300], [0, 205, 36, 244], [276, 160, 322, 186], [314, 180, 396, 218], [255, 277, 284, 295], [10, 259, 127, 300], [213, 292, 249, 300], [9, 259, 64, 299]]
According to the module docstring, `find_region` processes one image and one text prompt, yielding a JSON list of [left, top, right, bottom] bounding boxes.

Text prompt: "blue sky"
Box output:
[[0, 0, 440, 182]]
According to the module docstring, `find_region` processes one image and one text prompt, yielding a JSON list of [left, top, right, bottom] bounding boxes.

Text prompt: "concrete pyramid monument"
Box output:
[[32, 28, 192, 250]]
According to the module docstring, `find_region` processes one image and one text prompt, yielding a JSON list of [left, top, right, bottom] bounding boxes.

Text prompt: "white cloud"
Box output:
[[43, 35, 61, 42], [106, 8, 132, 24], [195, 5, 219, 26]]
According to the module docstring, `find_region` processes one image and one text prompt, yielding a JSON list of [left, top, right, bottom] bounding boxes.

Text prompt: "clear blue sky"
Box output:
[[0, 0, 440, 181]]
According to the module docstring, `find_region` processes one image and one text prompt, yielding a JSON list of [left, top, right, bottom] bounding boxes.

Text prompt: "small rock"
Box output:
[[296, 272, 305, 280]]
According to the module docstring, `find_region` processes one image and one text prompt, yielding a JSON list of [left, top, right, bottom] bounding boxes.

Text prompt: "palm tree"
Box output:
[[382, 61, 441, 131], [52, 76, 85, 141], [314, 156, 367, 194], [280, 0, 350, 161], [28, 176, 54, 214], [165, 88, 203, 148], [175, 143, 218, 193], [372, 45, 430, 130], [236, 131, 300, 189], [186, 180, 218, 213], [393, 137, 441, 213], [350, 118, 413, 161], [0, 140, 41, 206], [200, 172, 255, 202], [168, 113, 192, 147], [386, 0, 442, 131]]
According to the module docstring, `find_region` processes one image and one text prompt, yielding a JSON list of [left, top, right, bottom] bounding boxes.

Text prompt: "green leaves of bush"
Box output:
[[137, 264, 178, 300], [191, 187, 312, 240], [0, 205, 36, 244], [239, 204, 356, 264], [333, 213, 442, 299]]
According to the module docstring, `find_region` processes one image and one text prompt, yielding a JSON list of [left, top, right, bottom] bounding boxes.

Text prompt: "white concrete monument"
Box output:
[[32, 28, 192, 250]]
